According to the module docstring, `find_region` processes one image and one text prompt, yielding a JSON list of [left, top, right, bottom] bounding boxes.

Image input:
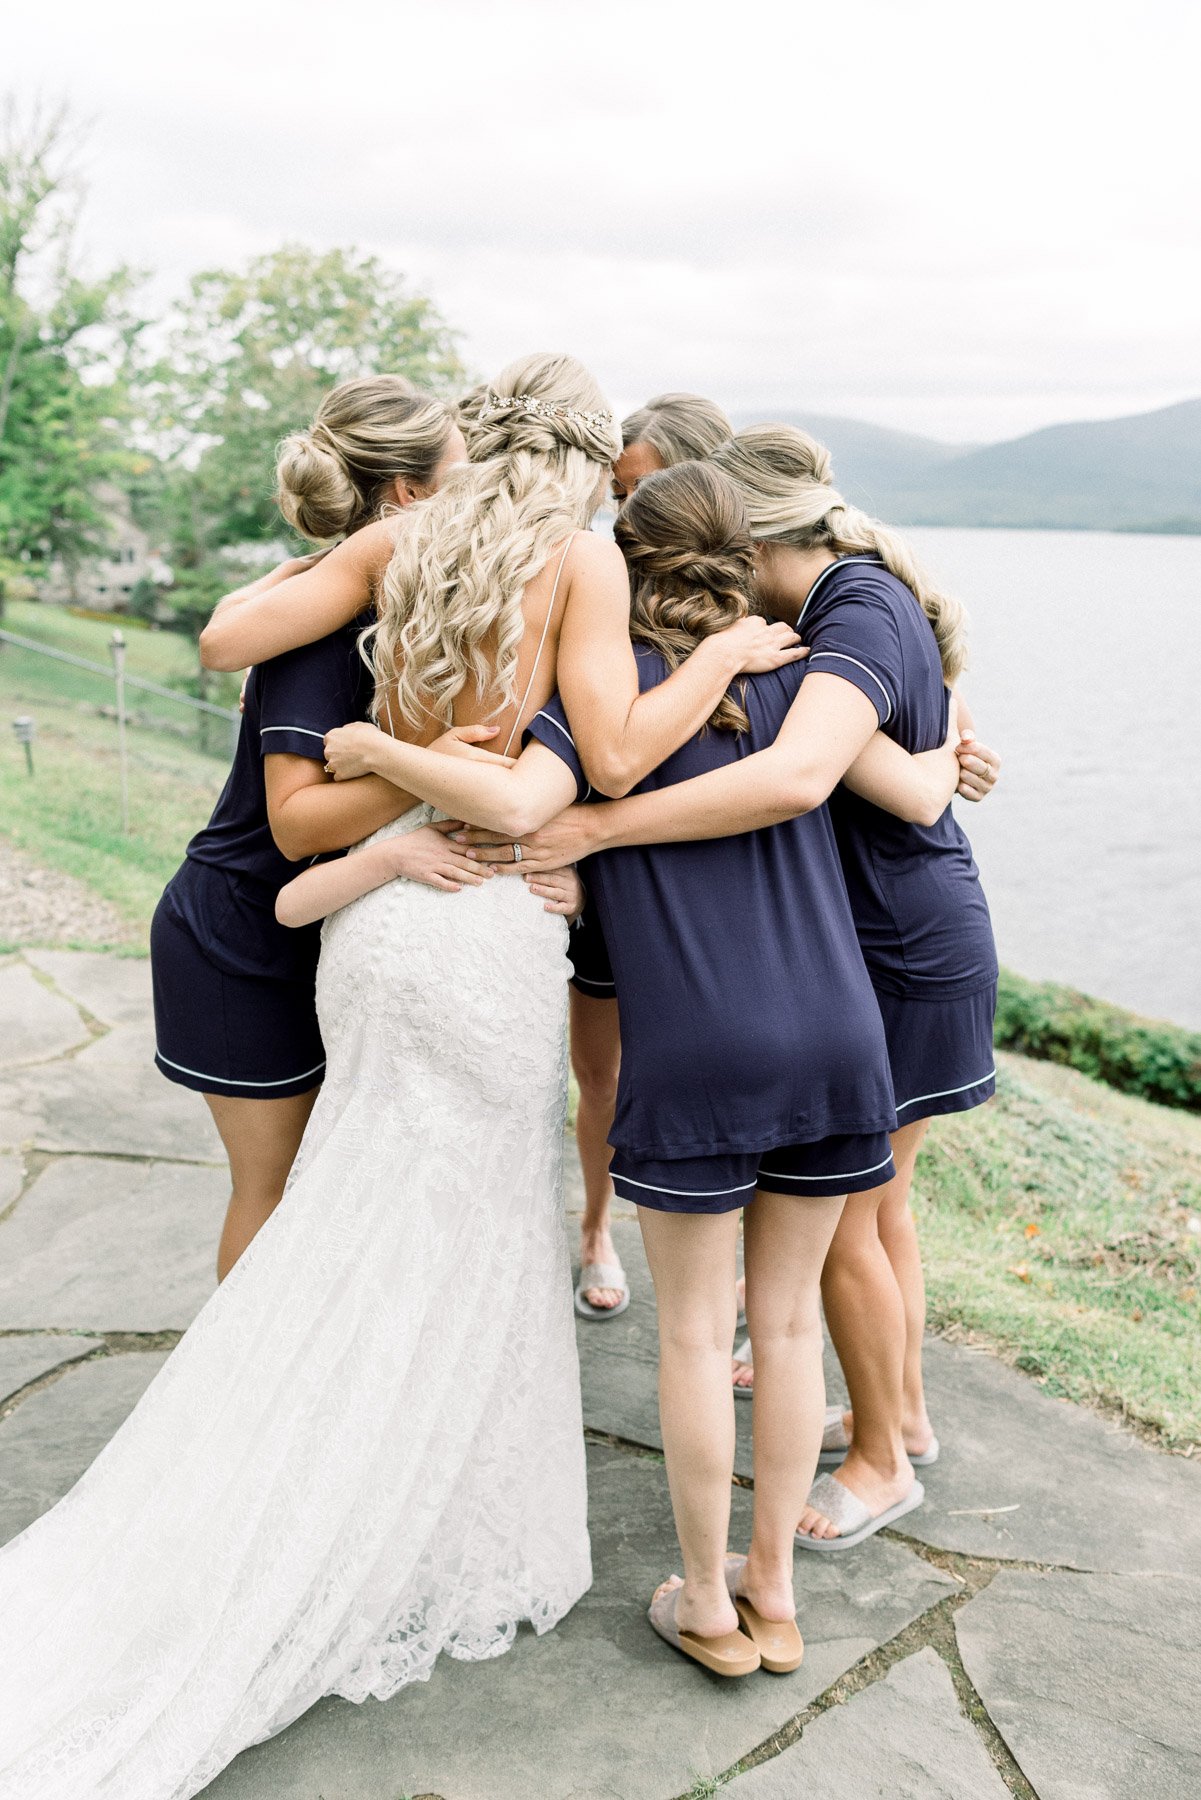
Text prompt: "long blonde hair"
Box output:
[[369, 352, 620, 730], [275, 375, 455, 541], [712, 425, 968, 682], [614, 460, 753, 734], [621, 391, 733, 466]]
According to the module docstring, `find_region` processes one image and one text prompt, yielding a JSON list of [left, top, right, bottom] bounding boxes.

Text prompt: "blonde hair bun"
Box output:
[[274, 374, 453, 544], [276, 429, 360, 541]]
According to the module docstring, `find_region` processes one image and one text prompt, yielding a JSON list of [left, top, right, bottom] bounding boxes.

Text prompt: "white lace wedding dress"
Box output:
[[0, 805, 590, 1800]]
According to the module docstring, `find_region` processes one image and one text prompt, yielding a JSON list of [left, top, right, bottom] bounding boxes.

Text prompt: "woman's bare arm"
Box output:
[[554, 533, 804, 798], [265, 725, 508, 861], [457, 675, 960, 868], [264, 758, 420, 862], [840, 697, 961, 826], [199, 521, 395, 671], [275, 828, 494, 929], [323, 724, 578, 839]]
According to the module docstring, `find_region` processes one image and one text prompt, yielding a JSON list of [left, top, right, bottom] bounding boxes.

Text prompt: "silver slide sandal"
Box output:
[[794, 1471, 925, 1552]]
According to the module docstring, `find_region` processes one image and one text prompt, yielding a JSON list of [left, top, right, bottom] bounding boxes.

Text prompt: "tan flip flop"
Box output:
[[647, 1579, 761, 1677], [723, 1555, 804, 1673]]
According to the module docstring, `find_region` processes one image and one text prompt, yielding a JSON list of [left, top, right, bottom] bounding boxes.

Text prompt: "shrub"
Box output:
[[995, 969, 1201, 1113]]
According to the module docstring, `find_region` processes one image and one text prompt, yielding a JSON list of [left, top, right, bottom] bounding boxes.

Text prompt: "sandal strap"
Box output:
[[805, 1472, 872, 1537], [577, 1262, 627, 1292]]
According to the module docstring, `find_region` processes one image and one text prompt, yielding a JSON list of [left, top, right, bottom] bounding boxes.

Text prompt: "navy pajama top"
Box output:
[[527, 651, 895, 1162], [169, 618, 374, 981], [800, 558, 997, 999]]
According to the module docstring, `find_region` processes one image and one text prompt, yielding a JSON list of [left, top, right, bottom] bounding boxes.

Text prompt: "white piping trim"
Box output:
[[896, 1068, 996, 1112], [612, 1171, 759, 1198], [530, 708, 592, 800], [805, 652, 894, 724], [796, 556, 885, 628], [572, 975, 616, 991], [757, 1151, 895, 1183], [532, 708, 577, 749], [260, 725, 326, 740], [156, 1050, 326, 1089]]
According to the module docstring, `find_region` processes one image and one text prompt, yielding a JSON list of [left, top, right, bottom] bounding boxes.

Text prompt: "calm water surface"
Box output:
[[909, 528, 1201, 1029]]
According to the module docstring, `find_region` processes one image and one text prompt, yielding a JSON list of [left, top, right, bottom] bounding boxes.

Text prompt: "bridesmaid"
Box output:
[[311, 460, 965, 1674], [471, 427, 1001, 1550], [572, 392, 735, 1321], [152, 375, 479, 1279]]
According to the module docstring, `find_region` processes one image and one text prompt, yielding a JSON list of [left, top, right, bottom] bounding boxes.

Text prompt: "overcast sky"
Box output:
[[8, 0, 1200, 444]]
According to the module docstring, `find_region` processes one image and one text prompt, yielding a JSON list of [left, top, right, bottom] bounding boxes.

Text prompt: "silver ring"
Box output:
[[512, 843, 523, 864]]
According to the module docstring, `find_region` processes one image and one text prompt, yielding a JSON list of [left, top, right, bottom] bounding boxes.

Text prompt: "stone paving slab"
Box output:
[[23, 948, 150, 1026], [589, 1223, 1201, 1577], [956, 1568, 1201, 1800], [0, 1351, 168, 1543], [0, 961, 90, 1067], [206, 1443, 955, 1800], [905, 1338, 1201, 1575], [0, 1334, 104, 1405], [0, 1155, 224, 1331], [0, 1152, 22, 1211], [8, 1057, 223, 1161], [727, 1646, 1010, 1800]]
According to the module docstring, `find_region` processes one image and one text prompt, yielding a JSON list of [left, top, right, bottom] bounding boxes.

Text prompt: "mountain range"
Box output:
[[731, 398, 1201, 533]]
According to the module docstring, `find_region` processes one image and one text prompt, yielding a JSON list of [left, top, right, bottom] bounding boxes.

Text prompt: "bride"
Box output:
[[0, 352, 799, 1800]]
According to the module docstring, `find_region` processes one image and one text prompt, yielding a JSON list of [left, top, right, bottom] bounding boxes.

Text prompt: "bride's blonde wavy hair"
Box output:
[[712, 425, 968, 682], [614, 460, 754, 734], [367, 353, 620, 730]]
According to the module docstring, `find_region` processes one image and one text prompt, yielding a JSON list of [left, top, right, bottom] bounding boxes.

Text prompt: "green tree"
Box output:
[[0, 98, 141, 580], [140, 243, 466, 567]]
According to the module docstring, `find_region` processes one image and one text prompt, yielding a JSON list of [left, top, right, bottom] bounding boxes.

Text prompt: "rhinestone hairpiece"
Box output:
[[479, 391, 614, 433]]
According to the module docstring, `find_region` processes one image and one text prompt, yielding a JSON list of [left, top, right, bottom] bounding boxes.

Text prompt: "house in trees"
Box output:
[[37, 487, 173, 612]]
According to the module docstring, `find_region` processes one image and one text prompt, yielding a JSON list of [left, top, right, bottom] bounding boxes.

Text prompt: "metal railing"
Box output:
[[1, 624, 240, 833]]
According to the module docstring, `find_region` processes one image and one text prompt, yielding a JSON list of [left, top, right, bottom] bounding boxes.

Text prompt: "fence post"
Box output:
[[110, 630, 130, 835]]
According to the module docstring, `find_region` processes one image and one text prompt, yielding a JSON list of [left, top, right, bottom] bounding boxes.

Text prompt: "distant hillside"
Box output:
[[732, 399, 1201, 533]]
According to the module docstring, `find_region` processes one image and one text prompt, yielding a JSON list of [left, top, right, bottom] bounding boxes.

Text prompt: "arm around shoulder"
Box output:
[[199, 522, 393, 671]]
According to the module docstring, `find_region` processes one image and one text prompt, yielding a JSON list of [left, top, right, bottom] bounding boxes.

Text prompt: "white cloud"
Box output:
[[8, 0, 1200, 442]]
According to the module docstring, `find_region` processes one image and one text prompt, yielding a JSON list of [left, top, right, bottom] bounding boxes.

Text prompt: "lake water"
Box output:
[[907, 528, 1201, 1030]]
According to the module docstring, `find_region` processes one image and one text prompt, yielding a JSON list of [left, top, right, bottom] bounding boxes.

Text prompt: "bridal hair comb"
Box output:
[[478, 391, 615, 433]]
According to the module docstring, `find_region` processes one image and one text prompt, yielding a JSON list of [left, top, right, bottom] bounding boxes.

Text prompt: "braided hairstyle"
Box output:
[[712, 424, 968, 682], [275, 375, 454, 541], [614, 460, 755, 734], [369, 353, 620, 731]]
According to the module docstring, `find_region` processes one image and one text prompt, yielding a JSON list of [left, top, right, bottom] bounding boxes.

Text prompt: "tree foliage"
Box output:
[[0, 98, 141, 574], [139, 244, 466, 566]]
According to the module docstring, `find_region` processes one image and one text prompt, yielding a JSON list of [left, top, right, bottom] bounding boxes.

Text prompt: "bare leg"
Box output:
[[743, 1190, 846, 1588], [205, 1089, 319, 1282], [638, 1206, 742, 1639], [570, 989, 623, 1309], [876, 1119, 934, 1447], [797, 1120, 931, 1539]]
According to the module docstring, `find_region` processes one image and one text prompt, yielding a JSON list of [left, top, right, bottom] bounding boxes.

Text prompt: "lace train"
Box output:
[[0, 806, 590, 1800]]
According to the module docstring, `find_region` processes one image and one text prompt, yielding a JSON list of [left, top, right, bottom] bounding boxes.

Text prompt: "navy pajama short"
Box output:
[[877, 981, 997, 1126], [610, 1130, 897, 1214], [151, 895, 325, 1101], [567, 904, 615, 999]]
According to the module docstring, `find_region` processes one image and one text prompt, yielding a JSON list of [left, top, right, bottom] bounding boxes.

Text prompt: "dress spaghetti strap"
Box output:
[[502, 533, 577, 756]]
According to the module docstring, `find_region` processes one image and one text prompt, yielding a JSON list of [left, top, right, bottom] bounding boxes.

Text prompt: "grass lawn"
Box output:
[[0, 626, 230, 948], [918, 1051, 1201, 1451]]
